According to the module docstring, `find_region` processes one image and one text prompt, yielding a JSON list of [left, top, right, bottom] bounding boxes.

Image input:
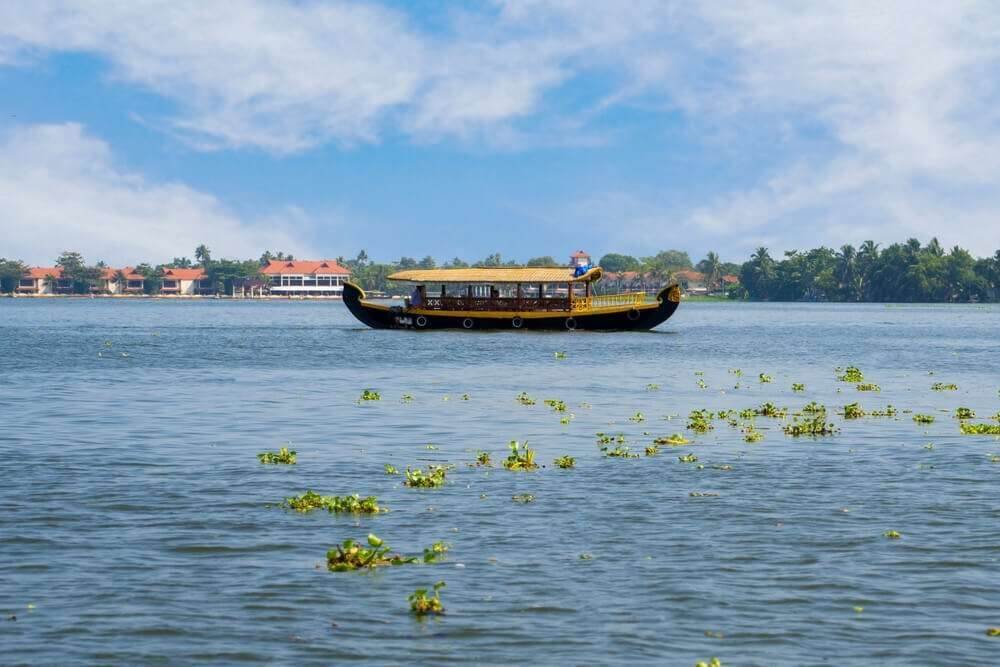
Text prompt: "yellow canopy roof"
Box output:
[[388, 266, 603, 284]]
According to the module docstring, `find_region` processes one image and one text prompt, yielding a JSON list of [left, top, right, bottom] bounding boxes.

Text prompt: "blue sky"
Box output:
[[2, 1, 999, 266]]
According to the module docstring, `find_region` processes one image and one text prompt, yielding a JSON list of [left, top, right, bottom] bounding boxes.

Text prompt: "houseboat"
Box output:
[[343, 261, 681, 331]]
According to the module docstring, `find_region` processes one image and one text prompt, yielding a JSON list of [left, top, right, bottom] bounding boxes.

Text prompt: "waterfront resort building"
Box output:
[[95, 268, 146, 294], [159, 268, 211, 296], [17, 267, 72, 294], [260, 259, 351, 297]]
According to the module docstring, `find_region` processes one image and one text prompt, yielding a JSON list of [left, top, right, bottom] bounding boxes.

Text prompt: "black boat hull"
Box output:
[[342, 282, 680, 331]]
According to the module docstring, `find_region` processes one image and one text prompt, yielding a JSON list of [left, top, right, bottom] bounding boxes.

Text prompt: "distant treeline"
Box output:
[[3, 238, 999, 302]]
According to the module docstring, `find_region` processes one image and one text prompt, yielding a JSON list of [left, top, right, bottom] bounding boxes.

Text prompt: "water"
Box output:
[[1, 299, 998, 665]]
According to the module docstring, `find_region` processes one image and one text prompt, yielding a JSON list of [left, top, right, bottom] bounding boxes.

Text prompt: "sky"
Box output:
[[2, 1, 999, 266]]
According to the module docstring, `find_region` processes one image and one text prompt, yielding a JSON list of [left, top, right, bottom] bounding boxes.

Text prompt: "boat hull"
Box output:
[[342, 282, 680, 331]]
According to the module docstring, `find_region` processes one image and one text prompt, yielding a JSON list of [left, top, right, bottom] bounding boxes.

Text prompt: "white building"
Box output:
[[260, 259, 351, 297]]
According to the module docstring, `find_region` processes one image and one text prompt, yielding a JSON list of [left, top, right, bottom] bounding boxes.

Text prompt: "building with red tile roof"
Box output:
[[160, 267, 210, 295], [260, 259, 351, 297]]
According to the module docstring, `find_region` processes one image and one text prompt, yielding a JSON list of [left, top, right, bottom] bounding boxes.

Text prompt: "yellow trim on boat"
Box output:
[[400, 301, 659, 319], [387, 266, 603, 284]]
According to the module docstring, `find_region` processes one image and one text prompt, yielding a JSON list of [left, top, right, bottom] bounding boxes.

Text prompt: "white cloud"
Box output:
[[0, 123, 310, 265]]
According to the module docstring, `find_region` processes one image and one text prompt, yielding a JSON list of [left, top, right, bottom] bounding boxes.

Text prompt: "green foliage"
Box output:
[[960, 422, 1000, 435], [359, 389, 381, 401], [597, 253, 642, 273], [843, 403, 865, 419], [627, 411, 645, 422], [695, 658, 724, 667], [400, 393, 414, 403], [931, 382, 958, 391], [602, 444, 638, 458], [645, 445, 660, 456], [837, 366, 865, 383], [856, 383, 880, 392], [423, 541, 450, 563], [784, 413, 838, 436], [678, 453, 698, 463], [473, 450, 492, 467], [883, 530, 902, 539], [687, 410, 714, 433], [553, 351, 567, 360], [404, 465, 449, 487], [512, 493, 535, 503], [758, 373, 773, 383], [526, 256, 557, 267], [384, 464, 399, 475], [955, 407, 975, 419], [503, 441, 538, 470], [791, 383, 805, 392], [913, 414, 936, 424], [283, 491, 384, 514], [257, 447, 296, 464], [743, 426, 764, 443], [0, 258, 28, 293], [554, 455, 576, 468], [753, 402, 787, 418], [646, 383, 661, 391], [596, 432, 626, 446], [544, 399, 568, 412], [801, 401, 827, 414], [409, 582, 445, 616], [516, 392, 536, 406], [869, 405, 898, 417], [326, 534, 421, 571], [654, 434, 690, 446]]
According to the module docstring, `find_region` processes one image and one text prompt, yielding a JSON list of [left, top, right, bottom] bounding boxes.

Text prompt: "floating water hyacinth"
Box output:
[[654, 434, 690, 446], [326, 534, 418, 571], [883, 530, 902, 539], [856, 383, 880, 392], [753, 402, 787, 418], [559, 415, 574, 425], [461, 393, 470, 401], [554, 351, 567, 359], [359, 389, 381, 401], [645, 445, 660, 456], [758, 373, 773, 383], [960, 423, 1000, 435], [503, 441, 538, 470], [697, 379, 707, 389], [516, 392, 536, 406], [843, 403, 865, 419], [472, 450, 492, 467], [837, 366, 864, 383], [646, 383, 661, 391], [404, 465, 449, 488], [544, 399, 568, 412], [511, 493, 535, 503], [986, 627, 1000, 637], [695, 658, 724, 667], [931, 382, 958, 391], [869, 405, 898, 417], [955, 407, 975, 419], [628, 411, 645, 422], [687, 409, 714, 433], [596, 432, 626, 446], [257, 447, 296, 464], [743, 427, 764, 443], [678, 453, 698, 463], [913, 414, 935, 424], [729, 368, 743, 377], [400, 393, 414, 403], [384, 464, 399, 475], [791, 383, 805, 392], [784, 413, 838, 436], [283, 491, 384, 514], [801, 401, 826, 414], [553, 455, 575, 468], [409, 581, 445, 616]]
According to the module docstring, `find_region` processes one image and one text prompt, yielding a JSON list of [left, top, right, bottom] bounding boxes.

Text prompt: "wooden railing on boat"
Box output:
[[571, 292, 647, 312], [416, 291, 649, 313]]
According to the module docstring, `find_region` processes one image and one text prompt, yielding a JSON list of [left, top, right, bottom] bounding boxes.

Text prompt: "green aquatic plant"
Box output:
[[503, 440, 538, 470], [515, 392, 536, 406], [743, 426, 764, 443], [645, 445, 660, 456], [409, 581, 445, 616], [425, 444, 439, 450], [559, 414, 574, 425], [754, 402, 787, 418], [554, 455, 576, 468], [883, 530, 902, 539], [654, 434, 691, 446], [801, 401, 827, 414], [989, 455, 1000, 463], [783, 413, 838, 437], [856, 383, 880, 392], [986, 627, 1000, 637], [837, 366, 865, 383], [404, 465, 449, 488], [646, 383, 661, 391], [512, 493, 535, 503], [326, 534, 418, 571], [695, 658, 724, 667], [843, 403, 865, 419], [400, 393, 414, 403], [869, 405, 898, 417], [554, 351, 567, 359], [628, 411, 645, 423], [359, 389, 381, 401], [913, 414, 935, 424], [931, 382, 958, 391], [257, 447, 296, 465], [283, 491, 384, 514], [678, 453, 698, 463], [791, 383, 805, 392], [687, 409, 714, 433], [596, 432, 626, 446], [758, 373, 773, 383], [473, 450, 492, 467], [960, 422, 1000, 435], [602, 444, 639, 458], [461, 393, 470, 401], [696, 379, 708, 389], [423, 541, 450, 562], [955, 407, 975, 420], [384, 464, 399, 475], [544, 399, 568, 412]]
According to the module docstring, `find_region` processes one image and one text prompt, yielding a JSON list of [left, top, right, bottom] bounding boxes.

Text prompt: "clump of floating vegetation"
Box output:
[[678, 453, 698, 463], [559, 414, 574, 425], [843, 403, 865, 419], [801, 401, 827, 414], [869, 405, 898, 417], [596, 432, 626, 446], [883, 530, 902, 539], [283, 491, 384, 514], [931, 382, 958, 391], [645, 445, 660, 456], [960, 423, 1000, 435], [515, 392, 536, 406], [784, 413, 838, 437], [729, 368, 743, 377], [955, 407, 975, 420], [986, 627, 1000, 637], [687, 410, 714, 433], [326, 534, 419, 571], [400, 393, 414, 403], [554, 455, 575, 468], [503, 441, 538, 470], [697, 379, 708, 389], [628, 411, 645, 422], [646, 383, 661, 391], [461, 393, 470, 401], [511, 493, 535, 503], [473, 450, 492, 467], [689, 491, 719, 497], [856, 383, 881, 392], [544, 399, 568, 412], [837, 366, 865, 383], [743, 426, 764, 443], [758, 373, 773, 383], [257, 447, 296, 465], [409, 581, 445, 616], [654, 434, 690, 446], [601, 443, 639, 458], [791, 383, 805, 392], [554, 351, 567, 360], [359, 389, 381, 401], [753, 402, 787, 418], [695, 658, 724, 667], [404, 465, 450, 488], [384, 464, 399, 475], [913, 414, 935, 424]]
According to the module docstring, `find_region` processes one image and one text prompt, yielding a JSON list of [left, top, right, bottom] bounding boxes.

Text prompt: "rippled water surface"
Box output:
[[2, 299, 999, 665]]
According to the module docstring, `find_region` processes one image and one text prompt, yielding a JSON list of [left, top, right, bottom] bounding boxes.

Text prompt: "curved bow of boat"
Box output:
[[342, 281, 395, 329]]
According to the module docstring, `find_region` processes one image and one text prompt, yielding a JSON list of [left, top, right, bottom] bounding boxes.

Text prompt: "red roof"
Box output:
[[569, 250, 590, 258], [260, 259, 350, 276], [674, 270, 705, 281], [161, 268, 207, 280], [24, 267, 63, 279], [722, 274, 739, 284]]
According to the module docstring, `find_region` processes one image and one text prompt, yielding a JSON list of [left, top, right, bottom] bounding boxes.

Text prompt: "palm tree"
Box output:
[[195, 244, 212, 266], [701, 251, 723, 293], [113, 269, 128, 295], [835, 244, 858, 300]]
